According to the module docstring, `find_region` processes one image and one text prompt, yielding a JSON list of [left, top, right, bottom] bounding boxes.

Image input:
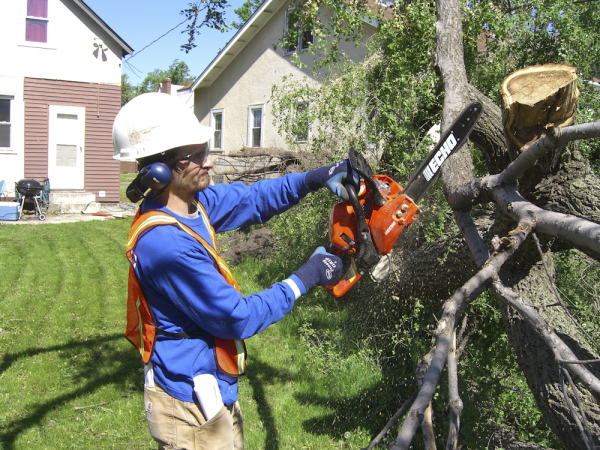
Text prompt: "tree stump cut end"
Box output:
[[501, 64, 579, 151]]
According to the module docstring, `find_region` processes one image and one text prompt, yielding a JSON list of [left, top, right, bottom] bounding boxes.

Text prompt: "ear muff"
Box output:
[[126, 163, 173, 203], [140, 163, 172, 191]]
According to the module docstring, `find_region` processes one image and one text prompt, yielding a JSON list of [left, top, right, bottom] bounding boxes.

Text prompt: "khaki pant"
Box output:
[[144, 384, 244, 450]]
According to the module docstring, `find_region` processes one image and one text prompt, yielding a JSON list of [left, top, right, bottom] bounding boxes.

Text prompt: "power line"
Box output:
[[124, 16, 189, 64]]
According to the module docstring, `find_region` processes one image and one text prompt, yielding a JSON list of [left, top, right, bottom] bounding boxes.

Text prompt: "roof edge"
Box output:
[[191, 0, 282, 91], [72, 0, 134, 56]]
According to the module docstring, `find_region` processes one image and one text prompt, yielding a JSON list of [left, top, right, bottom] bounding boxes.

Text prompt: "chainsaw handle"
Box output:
[[323, 258, 362, 297], [348, 150, 386, 207], [344, 181, 380, 269]]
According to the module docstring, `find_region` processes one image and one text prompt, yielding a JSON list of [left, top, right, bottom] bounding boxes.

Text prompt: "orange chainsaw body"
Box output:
[[329, 175, 420, 260]]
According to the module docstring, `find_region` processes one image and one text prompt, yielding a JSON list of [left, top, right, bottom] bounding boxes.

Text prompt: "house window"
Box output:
[[248, 105, 263, 148], [293, 102, 309, 142], [0, 97, 12, 148], [26, 0, 49, 43], [284, 9, 314, 54], [210, 110, 223, 150]]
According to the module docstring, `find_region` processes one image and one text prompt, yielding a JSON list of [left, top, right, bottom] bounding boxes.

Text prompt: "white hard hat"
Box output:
[[112, 93, 212, 162]]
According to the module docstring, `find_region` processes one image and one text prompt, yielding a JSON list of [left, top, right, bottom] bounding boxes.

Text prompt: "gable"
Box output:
[[1, 0, 132, 85]]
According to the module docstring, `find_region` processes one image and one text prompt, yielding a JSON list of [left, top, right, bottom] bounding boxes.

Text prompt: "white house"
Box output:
[[0, 0, 132, 204]]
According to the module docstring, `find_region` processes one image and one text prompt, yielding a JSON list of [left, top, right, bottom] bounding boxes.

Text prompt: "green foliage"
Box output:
[[137, 59, 195, 95], [271, 0, 443, 180], [268, 189, 338, 267], [121, 59, 196, 106], [277, 0, 380, 70], [462, 0, 600, 103], [231, 0, 264, 29], [180, 0, 231, 53], [456, 292, 560, 447], [120, 74, 137, 106]]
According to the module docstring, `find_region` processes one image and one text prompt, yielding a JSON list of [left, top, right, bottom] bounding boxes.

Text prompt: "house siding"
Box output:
[[23, 78, 121, 202], [193, 0, 374, 156]]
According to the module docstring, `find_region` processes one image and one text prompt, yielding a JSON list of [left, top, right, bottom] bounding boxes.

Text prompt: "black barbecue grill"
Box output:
[[16, 179, 46, 220]]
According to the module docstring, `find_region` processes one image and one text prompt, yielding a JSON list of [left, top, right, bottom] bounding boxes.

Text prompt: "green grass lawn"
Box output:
[[0, 220, 384, 449], [120, 174, 136, 203]]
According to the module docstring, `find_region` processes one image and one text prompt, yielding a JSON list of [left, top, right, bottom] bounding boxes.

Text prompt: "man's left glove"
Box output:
[[292, 247, 343, 293], [305, 160, 359, 200]]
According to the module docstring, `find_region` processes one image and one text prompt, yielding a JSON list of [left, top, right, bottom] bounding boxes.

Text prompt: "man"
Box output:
[[112, 93, 354, 449]]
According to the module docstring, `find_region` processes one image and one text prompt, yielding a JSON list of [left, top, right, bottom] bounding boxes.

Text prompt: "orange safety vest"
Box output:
[[124, 200, 246, 377]]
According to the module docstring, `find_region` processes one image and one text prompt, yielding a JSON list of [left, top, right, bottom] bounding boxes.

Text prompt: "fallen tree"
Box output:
[[268, 0, 600, 447], [376, 0, 600, 447]]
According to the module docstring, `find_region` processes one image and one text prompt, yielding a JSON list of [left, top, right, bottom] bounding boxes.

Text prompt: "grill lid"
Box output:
[[16, 179, 42, 196]]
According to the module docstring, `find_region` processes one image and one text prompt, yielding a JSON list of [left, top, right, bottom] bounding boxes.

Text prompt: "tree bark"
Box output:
[[428, 0, 600, 446], [498, 258, 600, 448]]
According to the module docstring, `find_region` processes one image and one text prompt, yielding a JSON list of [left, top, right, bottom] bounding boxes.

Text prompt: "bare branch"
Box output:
[[362, 390, 418, 450], [559, 365, 597, 450], [497, 122, 600, 184], [447, 121, 600, 210], [454, 210, 490, 267], [416, 350, 437, 450], [491, 281, 600, 397], [389, 221, 531, 449], [446, 328, 462, 450], [489, 187, 600, 258]]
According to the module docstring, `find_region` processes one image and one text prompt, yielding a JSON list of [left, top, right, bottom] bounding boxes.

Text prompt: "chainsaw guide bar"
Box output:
[[402, 101, 483, 203]]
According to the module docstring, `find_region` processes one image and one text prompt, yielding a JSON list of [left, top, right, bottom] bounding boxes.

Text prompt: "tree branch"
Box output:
[[491, 280, 600, 397], [488, 187, 600, 258], [446, 328, 462, 450], [446, 121, 600, 210], [362, 390, 418, 450], [389, 218, 531, 449], [496, 122, 600, 185]]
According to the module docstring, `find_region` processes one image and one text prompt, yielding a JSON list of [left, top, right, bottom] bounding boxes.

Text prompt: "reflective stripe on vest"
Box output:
[[124, 203, 246, 376]]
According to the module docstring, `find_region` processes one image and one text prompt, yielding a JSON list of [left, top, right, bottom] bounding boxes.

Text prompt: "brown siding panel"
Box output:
[[24, 78, 121, 202]]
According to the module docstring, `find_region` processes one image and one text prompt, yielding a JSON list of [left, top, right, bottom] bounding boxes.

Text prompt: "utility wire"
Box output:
[[124, 59, 143, 78], [124, 16, 189, 64]]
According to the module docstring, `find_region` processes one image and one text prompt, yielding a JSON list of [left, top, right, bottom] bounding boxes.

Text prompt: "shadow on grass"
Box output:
[[245, 356, 295, 450], [295, 377, 415, 446], [0, 333, 141, 449]]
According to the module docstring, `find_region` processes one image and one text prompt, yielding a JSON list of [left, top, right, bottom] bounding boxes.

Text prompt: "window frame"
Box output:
[[247, 104, 264, 148], [293, 101, 310, 143], [0, 96, 14, 150], [209, 109, 224, 152], [283, 8, 314, 55], [25, 0, 49, 44]]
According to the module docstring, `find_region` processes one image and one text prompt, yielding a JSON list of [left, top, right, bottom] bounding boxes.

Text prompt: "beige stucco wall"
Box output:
[[194, 0, 375, 155]]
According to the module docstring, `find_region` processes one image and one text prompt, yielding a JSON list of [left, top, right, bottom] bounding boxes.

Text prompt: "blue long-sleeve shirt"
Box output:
[[132, 172, 313, 404]]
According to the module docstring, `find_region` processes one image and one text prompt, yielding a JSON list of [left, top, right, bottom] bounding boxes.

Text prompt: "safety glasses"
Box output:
[[174, 145, 210, 165]]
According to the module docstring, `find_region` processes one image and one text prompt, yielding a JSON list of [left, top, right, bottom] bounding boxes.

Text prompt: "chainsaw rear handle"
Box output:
[[344, 179, 380, 269], [347, 150, 386, 207]]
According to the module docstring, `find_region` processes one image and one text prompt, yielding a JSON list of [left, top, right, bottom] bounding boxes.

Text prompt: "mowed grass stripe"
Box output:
[[0, 220, 150, 449]]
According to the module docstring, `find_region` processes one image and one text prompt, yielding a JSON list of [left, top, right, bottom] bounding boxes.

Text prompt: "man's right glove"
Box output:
[[292, 247, 343, 293], [304, 160, 359, 200]]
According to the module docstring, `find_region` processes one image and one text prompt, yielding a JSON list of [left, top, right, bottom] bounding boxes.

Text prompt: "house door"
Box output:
[[48, 105, 85, 189]]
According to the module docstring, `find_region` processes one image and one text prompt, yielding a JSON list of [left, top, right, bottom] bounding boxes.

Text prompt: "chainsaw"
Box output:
[[325, 101, 483, 297]]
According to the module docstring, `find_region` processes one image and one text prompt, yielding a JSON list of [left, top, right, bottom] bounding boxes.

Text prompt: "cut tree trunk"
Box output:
[[501, 64, 579, 152]]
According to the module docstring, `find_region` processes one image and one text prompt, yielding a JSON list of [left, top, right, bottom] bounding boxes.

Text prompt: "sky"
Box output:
[[83, 0, 246, 84]]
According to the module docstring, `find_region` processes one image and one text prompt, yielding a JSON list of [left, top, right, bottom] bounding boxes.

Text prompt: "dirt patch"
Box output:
[[217, 226, 277, 265]]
